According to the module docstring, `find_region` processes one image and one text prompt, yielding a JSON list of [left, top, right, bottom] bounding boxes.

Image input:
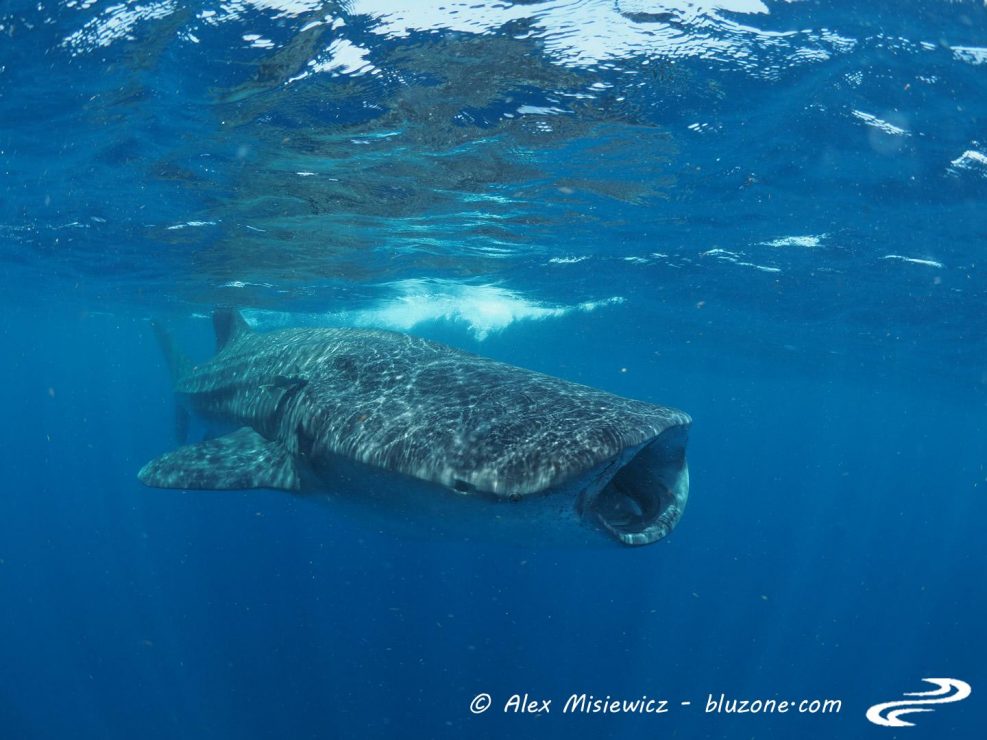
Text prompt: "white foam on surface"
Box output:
[[851, 110, 910, 136], [352, 281, 624, 339], [248, 280, 625, 340], [517, 105, 568, 116], [702, 248, 740, 259], [246, 0, 322, 15], [223, 280, 275, 288], [243, 34, 275, 49], [166, 220, 217, 230], [762, 234, 825, 248], [59, 0, 857, 75], [702, 248, 780, 273], [951, 46, 987, 65], [63, 1, 178, 54], [947, 149, 987, 177], [348, 0, 828, 72], [881, 255, 943, 269], [548, 256, 590, 264], [309, 38, 377, 77], [605, 253, 672, 265], [221, 0, 323, 19]]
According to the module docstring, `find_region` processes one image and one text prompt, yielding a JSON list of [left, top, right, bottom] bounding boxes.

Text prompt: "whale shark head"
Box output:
[[586, 425, 690, 546], [294, 420, 690, 548]]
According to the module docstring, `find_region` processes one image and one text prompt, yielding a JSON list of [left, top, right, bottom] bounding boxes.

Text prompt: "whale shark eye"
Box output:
[[453, 479, 473, 492]]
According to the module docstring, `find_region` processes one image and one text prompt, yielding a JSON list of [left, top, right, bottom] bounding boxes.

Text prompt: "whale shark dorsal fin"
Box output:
[[213, 308, 252, 352], [138, 427, 300, 491]]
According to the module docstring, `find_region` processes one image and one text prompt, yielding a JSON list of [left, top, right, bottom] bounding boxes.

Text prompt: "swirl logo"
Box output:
[[866, 678, 972, 727]]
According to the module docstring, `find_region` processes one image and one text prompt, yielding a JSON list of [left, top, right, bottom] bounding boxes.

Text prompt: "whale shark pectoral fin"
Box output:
[[138, 427, 300, 491]]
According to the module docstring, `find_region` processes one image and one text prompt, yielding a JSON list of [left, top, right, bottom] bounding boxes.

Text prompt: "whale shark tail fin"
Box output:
[[150, 319, 193, 386], [149, 320, 194, 444], [213, 307, 252, 352]]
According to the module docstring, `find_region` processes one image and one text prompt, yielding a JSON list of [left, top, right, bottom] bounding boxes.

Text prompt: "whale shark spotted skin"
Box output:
[[139, 309, 692, 546]]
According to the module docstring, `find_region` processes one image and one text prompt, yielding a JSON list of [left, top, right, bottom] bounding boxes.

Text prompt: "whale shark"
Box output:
[[139, 309, 692, 546]]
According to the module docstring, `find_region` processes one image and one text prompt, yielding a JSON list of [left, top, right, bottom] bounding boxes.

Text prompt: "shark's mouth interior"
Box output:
[[591, 425, 690, 546]]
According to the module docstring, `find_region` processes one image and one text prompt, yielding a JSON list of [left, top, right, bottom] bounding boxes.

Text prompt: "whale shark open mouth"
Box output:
[[590, 426, 690, 546]]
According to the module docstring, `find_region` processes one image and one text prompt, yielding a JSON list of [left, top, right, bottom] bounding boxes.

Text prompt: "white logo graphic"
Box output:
[[866, 678, 972, 727]]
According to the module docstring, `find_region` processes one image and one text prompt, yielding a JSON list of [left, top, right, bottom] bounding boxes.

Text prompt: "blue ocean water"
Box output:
[[1, 1, 985, 738]]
